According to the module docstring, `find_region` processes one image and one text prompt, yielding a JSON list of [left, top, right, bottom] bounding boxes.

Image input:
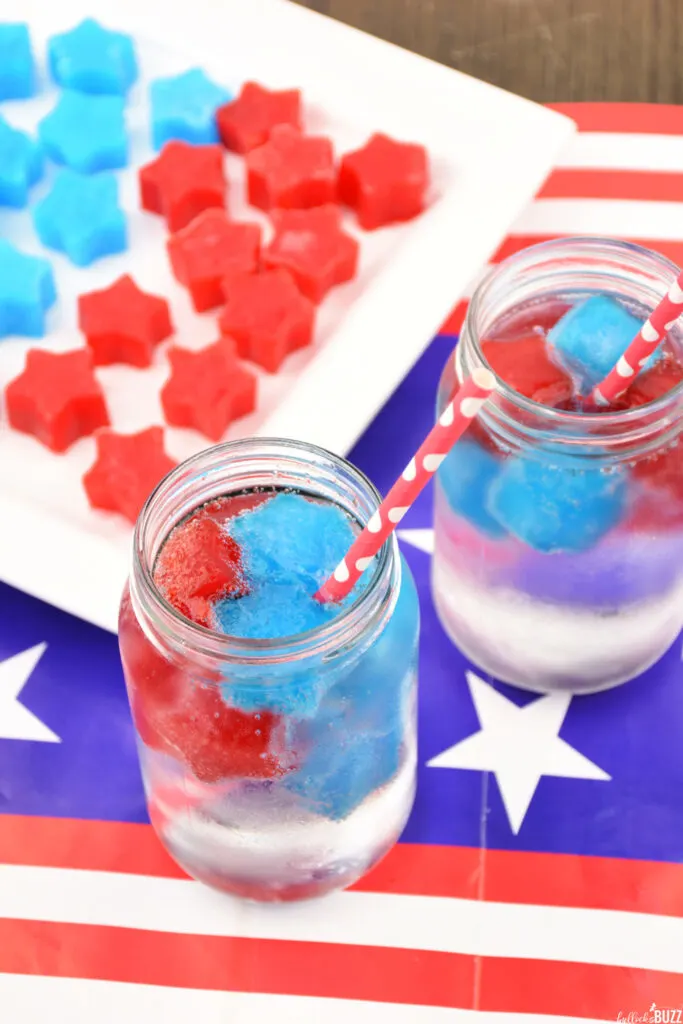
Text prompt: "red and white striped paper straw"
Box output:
[[592, 269, 683, 406], [316, 367, 498, 604]]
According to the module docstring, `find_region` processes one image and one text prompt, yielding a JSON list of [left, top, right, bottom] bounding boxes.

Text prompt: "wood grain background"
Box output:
[[293, 0, 683, 103]]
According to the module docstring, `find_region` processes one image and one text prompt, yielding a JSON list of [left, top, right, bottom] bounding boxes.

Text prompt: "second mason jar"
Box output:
[[433, 237, 683, 694], [119, 439, 419, 902]]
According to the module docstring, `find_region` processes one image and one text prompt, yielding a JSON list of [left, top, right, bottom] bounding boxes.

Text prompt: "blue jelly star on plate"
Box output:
[[0, 116, 43, 208], [150, 68, 232, 149], [0, 241, 56, 338], [0, 23, 36, 100], [39, 91, 128, 174], [47, 18, 138, 95], [33, 169, 127, 267]]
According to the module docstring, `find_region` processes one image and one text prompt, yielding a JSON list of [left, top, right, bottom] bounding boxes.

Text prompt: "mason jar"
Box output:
[[432, 237, 683, 694], [119, 438, 419, 902]]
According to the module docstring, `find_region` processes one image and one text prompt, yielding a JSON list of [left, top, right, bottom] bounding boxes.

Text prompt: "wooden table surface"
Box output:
[[294, 0, 683, 104]]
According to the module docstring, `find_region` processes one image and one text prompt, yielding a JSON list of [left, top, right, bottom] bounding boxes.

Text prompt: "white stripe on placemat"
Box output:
[[0, 864, 681, 972], [558, 131, 683, 171], [514, 197, 683, 240], [0, 974, 613, 1024]]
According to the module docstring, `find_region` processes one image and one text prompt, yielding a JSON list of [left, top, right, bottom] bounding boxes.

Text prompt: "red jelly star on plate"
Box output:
[[247, 125, 336, 211], [139, 140, 226, 232], [219, 269, 315, 372], [78, 274, 173, 368], [167, 209, 261, 312], [263, 205, 359, 304], [217, 82, 301, 154], [161, 337, 257, 441], [83, 426, 177, 525], [338, 132, 429, 230], [482, 335, 574, 407], [5, 347, 110, 452]]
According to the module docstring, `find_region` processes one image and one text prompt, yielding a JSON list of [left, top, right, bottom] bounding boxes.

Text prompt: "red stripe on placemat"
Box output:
[[440, 299, 469, 336], [539, 168, 683, 202], [493, 234, 683, 267], [479, 956, 683, 1017], [0, 815, 186, 880], [481, 846, 683, 919], [4, 815, 683, 918], [0, 919, 474, 1008], [1, 918, 680, 1017], [548, 103, 683, 135]]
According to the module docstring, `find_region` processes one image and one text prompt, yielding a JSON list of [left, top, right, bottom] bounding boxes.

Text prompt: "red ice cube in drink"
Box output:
[[482, 334, 573, 406]]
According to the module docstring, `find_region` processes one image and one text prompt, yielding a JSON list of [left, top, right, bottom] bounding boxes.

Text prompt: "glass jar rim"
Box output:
[[129, 437, 398, 667], [463, 236, 683, 449]]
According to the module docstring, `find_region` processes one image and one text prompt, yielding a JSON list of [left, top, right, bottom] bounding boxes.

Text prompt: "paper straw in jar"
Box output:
[[592, 269, 683, 406], [316, 367, 498, 604]]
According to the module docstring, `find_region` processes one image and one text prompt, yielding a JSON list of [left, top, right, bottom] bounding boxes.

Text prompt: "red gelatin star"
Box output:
[[482, 335, 574, 407], [247, 125, 336, 211], [83, 426, 177, 525], [78, 274, 173, 368], [142, 684, 284, 782], [5, 347, 110, 452], [161, 337, 257, 441], [219, 269, 315, 372], [122, 592, 282, 781], [154, 511, 247, 625], [338, 132, 429, 230], [167, 210, 261, 312], [217, 82, 301, 154], [120, 588, 185, 712], [139, 140, 226, 231], [263, 205, 359, 304]]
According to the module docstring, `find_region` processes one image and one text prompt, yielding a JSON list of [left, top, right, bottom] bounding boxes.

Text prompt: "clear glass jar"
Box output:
[[432, 237, 683, 694], [119, 438, 419, 902]]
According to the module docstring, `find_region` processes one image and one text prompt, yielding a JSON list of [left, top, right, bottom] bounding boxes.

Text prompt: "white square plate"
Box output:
[[0, 0, 575, 631]]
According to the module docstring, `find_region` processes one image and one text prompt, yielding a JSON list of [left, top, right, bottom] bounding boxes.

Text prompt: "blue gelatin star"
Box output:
[[0, 241, 56, 338], [38, 91, 128, 174], [47, 18, 138, 95], [0, 116, 43, 208], [547, 295, 657, 395], [488, 454, 627, 553], [216, 493, 372, 719], [33, 169, 127, 267], [229, 492, 363, 592], [150, 68, 232, 150], [437, 437, 507, 538], [0, 23, 36, 100]]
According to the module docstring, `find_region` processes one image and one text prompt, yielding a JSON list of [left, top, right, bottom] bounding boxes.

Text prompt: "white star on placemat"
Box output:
[[398, 528, 434, 554], [0, 644, 60, 743], [428, 671, 610, 833]]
